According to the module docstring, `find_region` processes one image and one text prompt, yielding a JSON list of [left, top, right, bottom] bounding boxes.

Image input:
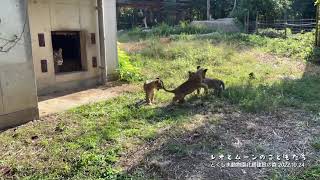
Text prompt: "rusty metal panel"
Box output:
[[92, 57, 97, 68], [91, 33, 96, 44], [38, 33, 45, 47], [41, 60, 48, 73]]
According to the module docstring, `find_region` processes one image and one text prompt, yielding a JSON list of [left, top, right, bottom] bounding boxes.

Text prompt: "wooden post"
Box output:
[[207, 0, 211, 20], [247, 10, 250, 33], [284, 12, 288, 38], [316, 4, 319, 46], [255, 13, 258, 34], [300, 18, 302, 33], [244, 10, 249, 33]]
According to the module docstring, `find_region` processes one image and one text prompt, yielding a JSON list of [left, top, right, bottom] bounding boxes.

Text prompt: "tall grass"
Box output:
[[126, 35, 320, 113], [119, 22, 216, 42], [171, 31, 320, 62], [121, 22, 320, 62]]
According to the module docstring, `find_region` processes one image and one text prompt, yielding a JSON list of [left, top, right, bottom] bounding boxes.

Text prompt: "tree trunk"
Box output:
[[207, 0, 210, 20], [229, 0, 237, 16], [316, 4, 319, 46], [232, 0, 237, 12]]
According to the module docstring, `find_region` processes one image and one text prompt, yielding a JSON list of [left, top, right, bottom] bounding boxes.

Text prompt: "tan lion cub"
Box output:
[[162, 68, 208, 103], [143, 78, 163, 105], [189, 66, 225, 97]]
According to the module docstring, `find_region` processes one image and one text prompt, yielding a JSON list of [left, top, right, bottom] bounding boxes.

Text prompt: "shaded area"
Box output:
[[120, 101, 319, 179]]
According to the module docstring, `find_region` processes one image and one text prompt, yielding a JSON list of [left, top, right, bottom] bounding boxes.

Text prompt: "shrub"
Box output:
[[118, 47, 142, 82], [119, 22, 215, 41], [257, 28, 286, 38]]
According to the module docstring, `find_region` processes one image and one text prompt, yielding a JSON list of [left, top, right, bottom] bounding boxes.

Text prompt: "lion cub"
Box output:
[[143, 78, 163, 105], [162, 68, 208, 103], [189, 66, 225, 97]]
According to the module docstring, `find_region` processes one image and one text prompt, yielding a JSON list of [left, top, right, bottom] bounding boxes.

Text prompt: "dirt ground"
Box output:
[[118, 101, 320, 179], [38, 82, 139, 117]]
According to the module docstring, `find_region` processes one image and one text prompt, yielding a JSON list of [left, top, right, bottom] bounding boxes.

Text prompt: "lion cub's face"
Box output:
[[154, 78, 164, 90], [145, 78, 163, 90], [53, 48, 64, 66], [188, 66, 207, 81]]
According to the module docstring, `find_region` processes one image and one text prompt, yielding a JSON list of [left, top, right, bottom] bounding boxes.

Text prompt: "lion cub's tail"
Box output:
[[160, 80, 175, 93]]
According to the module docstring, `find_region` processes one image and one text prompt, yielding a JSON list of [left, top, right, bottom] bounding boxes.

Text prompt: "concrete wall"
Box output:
[[28, 0, 102, 95], [102, 0, 119, 80], [0, 0, 39, 130]]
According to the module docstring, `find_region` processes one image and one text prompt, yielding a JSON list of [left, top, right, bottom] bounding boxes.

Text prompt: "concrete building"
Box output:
[[0, 0, 118, 130]]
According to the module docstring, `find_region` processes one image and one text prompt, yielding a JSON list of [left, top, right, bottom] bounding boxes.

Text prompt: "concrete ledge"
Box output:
[[0, 107, 39, 131], [38, 76, 101, 96]]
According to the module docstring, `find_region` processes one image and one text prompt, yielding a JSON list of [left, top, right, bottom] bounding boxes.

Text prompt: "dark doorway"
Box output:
[[51, 31, 83, 73]]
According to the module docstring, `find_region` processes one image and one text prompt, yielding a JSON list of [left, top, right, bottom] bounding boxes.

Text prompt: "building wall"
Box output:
[[102, 0, 119, 80], [0, 0, 39, 130], [28, 0, 101, 95]]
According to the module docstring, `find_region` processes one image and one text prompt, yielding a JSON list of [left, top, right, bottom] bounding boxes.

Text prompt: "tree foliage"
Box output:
[[117, 0, 317, 28], [186, 0, 316, 21], [232, 0, 316, 21]]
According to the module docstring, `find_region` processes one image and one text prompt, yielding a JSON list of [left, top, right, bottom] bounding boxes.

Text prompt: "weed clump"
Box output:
[[118, 47, 142, 82]]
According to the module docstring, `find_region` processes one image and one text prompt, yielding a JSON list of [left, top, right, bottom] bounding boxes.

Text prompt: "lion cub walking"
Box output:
[[143, 78, 163, 105]]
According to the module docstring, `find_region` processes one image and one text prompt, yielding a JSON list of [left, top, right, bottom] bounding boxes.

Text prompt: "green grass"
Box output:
[[118, 22, 219, 42], [118, 47, 142, 82], [1, 27, 320, 179], [0, 92, 216, 179], [123, 33, 320, 113], [311, 138, 320, 151], [170, 31, 320, 62], [291, 165, 320, 180]]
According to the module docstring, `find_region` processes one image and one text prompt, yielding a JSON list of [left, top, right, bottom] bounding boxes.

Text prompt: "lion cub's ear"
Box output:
[[188, 71, 195, 78], [197, 66, 201, 70]]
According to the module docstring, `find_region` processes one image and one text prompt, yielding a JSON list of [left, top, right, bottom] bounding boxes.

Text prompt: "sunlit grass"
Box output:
[[1, 28, 320, 179]]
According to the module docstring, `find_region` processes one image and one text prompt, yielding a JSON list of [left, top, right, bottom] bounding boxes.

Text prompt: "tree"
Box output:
[[232, 0, 291, 22], [290, 0, 316, 19]]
